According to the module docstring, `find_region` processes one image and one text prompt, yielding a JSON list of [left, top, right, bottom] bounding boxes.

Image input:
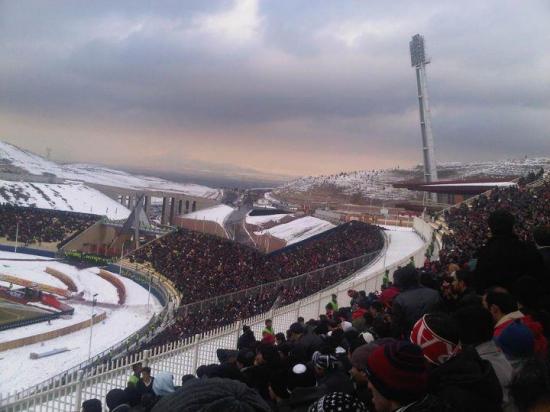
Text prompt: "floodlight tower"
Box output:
[[410, 34, 438, 186]]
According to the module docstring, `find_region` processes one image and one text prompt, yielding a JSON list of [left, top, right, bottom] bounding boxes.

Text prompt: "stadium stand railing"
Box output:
[[0, 217, 432, 411]]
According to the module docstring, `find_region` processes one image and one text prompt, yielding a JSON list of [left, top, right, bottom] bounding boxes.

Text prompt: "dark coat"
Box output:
[[474, 234, 545, 293], [428, 347, 503, 412], [237, 330, 257, 351], [317, 369, 355, 395], [391, 287, 441, 338]]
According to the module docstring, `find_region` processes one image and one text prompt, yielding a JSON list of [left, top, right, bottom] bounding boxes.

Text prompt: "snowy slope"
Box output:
[[254, 216, 335, 245], [183, 204, 235, 225], [274, 158, 550, 201], [0, 180, 131, 219], [0, 141, 221, 199]]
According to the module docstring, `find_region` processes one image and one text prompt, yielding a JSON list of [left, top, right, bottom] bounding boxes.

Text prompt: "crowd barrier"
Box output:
[[0, 218, 432, 411]]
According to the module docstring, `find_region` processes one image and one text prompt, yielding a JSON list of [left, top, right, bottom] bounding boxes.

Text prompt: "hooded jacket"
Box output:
[[152, 372, 175, 397], [428, 347, 503, 412]]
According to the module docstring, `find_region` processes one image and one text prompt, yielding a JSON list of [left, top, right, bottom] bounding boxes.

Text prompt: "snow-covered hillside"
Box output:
[[0, 180, 130, 219], [254, 216, 335, 245], [274, 158, 550, 201], [0, 141, 221, 199]]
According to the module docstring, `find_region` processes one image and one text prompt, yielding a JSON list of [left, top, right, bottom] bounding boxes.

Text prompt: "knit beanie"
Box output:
[[151, 377, 271, 412], [364, 341, 428, 404], [410, 314, 461, 365], [496, 320, 535, 359], [351, 342, 381, 371], [308, 392, 367, 412], [106, 389, 128, 411], [312, 351, 336, 370]]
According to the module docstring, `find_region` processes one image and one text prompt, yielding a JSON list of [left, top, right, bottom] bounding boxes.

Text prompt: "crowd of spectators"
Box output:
[[440, 181, 550, 274], [0, 204, 98, 246], [130, 221, 383, 305], [88, 251, 550, 411], [133, 221, 383, 347]]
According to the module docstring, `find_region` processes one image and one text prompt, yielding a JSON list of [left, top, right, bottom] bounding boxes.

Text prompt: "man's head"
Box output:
[[132, 362, 142, 375], [82, 399, 102, 412], [288, 322, 305, 342], [485, 291, 518, 323], [265, 319, 272, 328], [297, 316, 305, 324], [453, 305, 494, 346], [332, 294, 337, 301], [369, 301, 383, 316], [141, 367, 151, 379], [242, 325, 251, 333], [451, 270, 473, 294], [364, 341, 428, 412], [350, 342, 383, 386], [488, 210, 515, 237], [393, 266, 418, 290]]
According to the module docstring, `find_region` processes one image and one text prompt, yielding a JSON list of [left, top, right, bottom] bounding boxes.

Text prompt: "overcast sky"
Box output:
[[1, 0, 549, 177]]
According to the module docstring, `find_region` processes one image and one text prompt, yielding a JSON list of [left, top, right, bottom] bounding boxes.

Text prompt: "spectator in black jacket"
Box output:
[[474, 210, 545, 293], [237, 325, 257, 351], [391, 266, 441, 338]]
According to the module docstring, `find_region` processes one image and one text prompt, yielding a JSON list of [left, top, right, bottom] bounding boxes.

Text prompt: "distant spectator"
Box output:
[[454, 305, 515, 410], [127, 363, 142, 388], [152, 372, 175, 398], [152, 378, 271, 412], [106, 389, 130, 412], [262, 319, 274, 339], [136, 367, 154, 399], [237, 325, 257, 351], [391, 266, 441, 338], [82, 399, 102, 412], [474, 210, 545, 293]]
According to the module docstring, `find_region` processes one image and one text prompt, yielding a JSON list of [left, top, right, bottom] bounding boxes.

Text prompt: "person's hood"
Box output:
[[429, 347, 502, 407], [153, 372, 175, 397]]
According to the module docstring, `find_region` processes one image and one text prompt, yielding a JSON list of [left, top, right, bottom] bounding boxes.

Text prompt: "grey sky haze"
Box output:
[[1, 0, 549, 177]]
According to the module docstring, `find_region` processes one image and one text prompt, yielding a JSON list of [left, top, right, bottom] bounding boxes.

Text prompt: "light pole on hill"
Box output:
[[14, 221, 19, 253], [88, 293, 98, 362]]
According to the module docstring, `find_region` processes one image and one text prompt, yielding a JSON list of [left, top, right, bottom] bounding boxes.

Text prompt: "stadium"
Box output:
[[2, 2, 550, 412]]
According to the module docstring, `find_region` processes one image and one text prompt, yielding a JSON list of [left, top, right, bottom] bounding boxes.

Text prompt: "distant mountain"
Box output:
[[274, 158, 549, 203], [0, 141, 221, 199]]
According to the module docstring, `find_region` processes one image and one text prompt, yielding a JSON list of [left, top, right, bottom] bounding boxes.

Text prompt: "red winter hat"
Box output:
[[364, 340, 428, 404], [410, 314, 461, 365]]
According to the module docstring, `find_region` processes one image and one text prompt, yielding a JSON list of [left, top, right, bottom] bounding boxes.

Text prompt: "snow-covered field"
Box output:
[[245, 213, 291, 226], [0, 251, 162, 393], [0, 180, 130, 220], [254, 216, 335, 245], [0, 141, 221, 199]]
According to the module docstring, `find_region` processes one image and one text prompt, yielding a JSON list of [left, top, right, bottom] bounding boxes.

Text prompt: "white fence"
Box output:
[[0, 219, 432, 412]]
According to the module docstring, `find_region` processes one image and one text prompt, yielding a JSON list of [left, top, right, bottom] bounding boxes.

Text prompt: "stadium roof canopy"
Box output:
[[393, 178, 517, 195]]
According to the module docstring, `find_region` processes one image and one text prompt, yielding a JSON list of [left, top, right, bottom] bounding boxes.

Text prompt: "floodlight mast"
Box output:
[[410, 34, 438, 187]]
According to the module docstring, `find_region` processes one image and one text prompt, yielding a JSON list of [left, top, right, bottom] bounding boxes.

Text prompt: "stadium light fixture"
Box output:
[[88, 293, 98, 362]]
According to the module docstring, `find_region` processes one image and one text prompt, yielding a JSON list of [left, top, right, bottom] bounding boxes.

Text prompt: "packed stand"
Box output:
[[440, 180, 550, 281], [131, 221, 383, 305], [135, 222, 383, 347], [89, 230, 550, 411], [0, 204, 98, 246]]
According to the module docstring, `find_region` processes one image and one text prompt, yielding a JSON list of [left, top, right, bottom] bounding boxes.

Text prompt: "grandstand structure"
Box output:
[[1, 172, 548, 411]]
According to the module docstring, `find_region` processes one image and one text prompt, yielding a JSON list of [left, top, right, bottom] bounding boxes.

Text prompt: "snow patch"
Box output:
[[254, 216, 335, 245]]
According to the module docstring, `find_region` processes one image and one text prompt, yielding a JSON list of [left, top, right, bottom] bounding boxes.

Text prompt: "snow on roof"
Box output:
[[182, 204, 235, 225], [0, 141, 221, 199], [254, 216, 335, 245], [0, 180, 131, 220], [245, 213, 291, 226]]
